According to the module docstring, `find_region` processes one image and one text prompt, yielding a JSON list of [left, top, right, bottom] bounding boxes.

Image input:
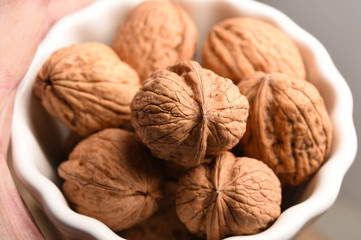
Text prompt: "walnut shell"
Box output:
[[34, 42, 140, 136], [202, 17, 306, 84], [130, 60, 249, 168], [121, 181, 200, 240], [111, 0, 198, 82], [58, 128, 162, 232], [238, 72, 332, 186], [176, 151, 281, 240]]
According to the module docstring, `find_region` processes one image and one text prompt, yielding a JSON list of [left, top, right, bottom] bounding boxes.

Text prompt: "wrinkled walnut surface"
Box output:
[[238, 72, 332, 186], [203, 17, 306, 84], [112, 0, 198, 82], [121, 181, 200, 240], [131, 60, 249, 167], [34, 42, 140, 136], [58, 128, 162, 231], [176, 151, 281, 240]]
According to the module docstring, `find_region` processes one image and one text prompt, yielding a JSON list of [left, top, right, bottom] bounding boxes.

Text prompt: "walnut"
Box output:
[[34, 42, 140, 136], [121, 181, 200, 240], [111, 0, 198, 82], [176, 151, 281, 240], [202, 17, 306, 84], [130, 60, 249, 168], [238, 72, 333, 186], [58, 128, 163, 232]]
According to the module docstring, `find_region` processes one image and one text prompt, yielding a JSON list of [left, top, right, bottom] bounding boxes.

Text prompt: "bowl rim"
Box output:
[[11, 0, 358, 239]]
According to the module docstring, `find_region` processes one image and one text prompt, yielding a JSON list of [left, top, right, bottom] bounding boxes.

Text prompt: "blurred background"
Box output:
[[8, 0, 360, 239], [256, 0, 361, 239]]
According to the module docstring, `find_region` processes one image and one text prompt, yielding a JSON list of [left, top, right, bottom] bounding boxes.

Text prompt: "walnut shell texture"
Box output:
[[58, 128, 162, 232], [176, 151, 281, 240], [34, 42, 140, 136], [202, 17, 306, 84], [130, 60, 249, 168], [238, 72, 333, 186], [111, 0, 198, 82], [121, 181, 200, 240]]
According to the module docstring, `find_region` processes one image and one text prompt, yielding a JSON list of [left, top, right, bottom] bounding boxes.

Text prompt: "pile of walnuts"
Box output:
[[34, 1, 332, 240]]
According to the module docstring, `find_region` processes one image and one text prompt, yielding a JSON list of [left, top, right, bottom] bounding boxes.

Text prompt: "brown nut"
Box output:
[[176, 151, 282, 240], [202, 17, 306, 84], [34, 42, 140, 136], [121, 180, 200, 240], [58, 128, 163, 232], [111, 0, 198, 82], [130, 60, 249, 168], [238, 72, 332, 186]]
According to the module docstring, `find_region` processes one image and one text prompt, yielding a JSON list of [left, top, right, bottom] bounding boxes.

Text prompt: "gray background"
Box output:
[[8, 1, 360, 239], [257, 0, 361, 238]]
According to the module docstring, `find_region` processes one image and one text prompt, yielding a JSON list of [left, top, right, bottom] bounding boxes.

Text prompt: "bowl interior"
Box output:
[[11, 0, 356, 239]]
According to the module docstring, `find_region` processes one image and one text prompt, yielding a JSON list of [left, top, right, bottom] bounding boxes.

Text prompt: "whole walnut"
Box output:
[[58, 128, 163, 232], [176, 151, 282, 240], [130, 60, 249, 168], [238, 72, 333, 186], [121, 180, 200, 240], [111, 0, 198, 82], [34, 42, 140, 136], [202, 17, 306, 84]]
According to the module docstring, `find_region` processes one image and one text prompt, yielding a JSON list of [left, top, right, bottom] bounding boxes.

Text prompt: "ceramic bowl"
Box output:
[[11, 0, 357, 239]]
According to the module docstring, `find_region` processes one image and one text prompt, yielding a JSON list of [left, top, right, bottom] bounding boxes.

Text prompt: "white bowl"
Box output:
[[11, 0, 357, 239]]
